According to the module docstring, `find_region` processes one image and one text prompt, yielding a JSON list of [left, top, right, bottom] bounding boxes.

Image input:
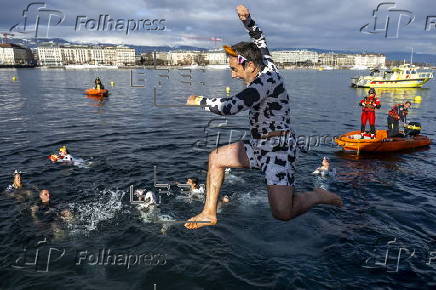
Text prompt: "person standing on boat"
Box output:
[[359, 88, 381, 139], [387, 101, 411, 137]]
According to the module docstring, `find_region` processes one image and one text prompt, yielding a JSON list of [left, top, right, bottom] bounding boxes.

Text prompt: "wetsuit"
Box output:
[[199, 15, 296, 186], [359, 95, 381, 136], [33, 201, 58, 223], [387, 104, 408, 137]]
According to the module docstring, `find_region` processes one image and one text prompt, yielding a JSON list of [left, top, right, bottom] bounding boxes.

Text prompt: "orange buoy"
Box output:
[[335, 130, 431, 152]]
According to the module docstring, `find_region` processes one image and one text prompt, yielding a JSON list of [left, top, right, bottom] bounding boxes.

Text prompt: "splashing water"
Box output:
[[67, 189, 126, 235]]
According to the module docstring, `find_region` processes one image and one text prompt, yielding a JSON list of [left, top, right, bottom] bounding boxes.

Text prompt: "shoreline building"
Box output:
[[204, 49, 227, 65], [36, 43, 135, 67], [0, 43, 35, 67], [272, 50, 319, 65], [354, 53, 386, 69]]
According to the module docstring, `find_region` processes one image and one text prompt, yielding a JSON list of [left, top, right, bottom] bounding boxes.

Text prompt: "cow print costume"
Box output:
[[199, 15, 296, 186]]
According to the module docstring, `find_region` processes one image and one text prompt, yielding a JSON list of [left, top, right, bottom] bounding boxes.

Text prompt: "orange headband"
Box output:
[[223, 45, 238, 57]]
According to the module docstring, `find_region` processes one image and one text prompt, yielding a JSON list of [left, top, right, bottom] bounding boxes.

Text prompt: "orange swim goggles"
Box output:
[[223, 45, 247, 64]]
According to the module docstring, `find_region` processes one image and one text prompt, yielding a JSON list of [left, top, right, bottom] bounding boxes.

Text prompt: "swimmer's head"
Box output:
[[368, 88, 376, 96], [12, 170, 22, 188], [59, 146, 68, 154], [322, 156, 330, 167], [134, 189, 145, 196], [187, 177, 199, 186], [39, 189, 50, 203], [224, 43, 264, 84], [222, 195, 230, 203], [404, 101, 412, 109]]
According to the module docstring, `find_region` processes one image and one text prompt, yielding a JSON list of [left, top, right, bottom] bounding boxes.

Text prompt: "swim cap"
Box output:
[[13, 169, 22, 175]]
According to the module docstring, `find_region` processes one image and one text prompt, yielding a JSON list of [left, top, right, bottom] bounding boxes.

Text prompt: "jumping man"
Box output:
[[185, 5, 343, 229]]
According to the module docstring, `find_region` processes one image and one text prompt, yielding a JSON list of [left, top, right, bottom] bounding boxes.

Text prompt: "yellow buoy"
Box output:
[[414, 96, 422, 101], [12, 76, 16, 81], [226, 86, 231, 96], [110, 81, 115, 87]]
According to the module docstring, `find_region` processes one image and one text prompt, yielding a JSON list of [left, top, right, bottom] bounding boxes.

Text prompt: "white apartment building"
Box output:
[[0, 43, 34, 66], [168, 50, 201, 65], [204, 49, 227, 65], [354, 54, 386, 68], [272, 50, 319, 64], [115, 47, 136, 66], [37, 44, 135, 66], [36, 45, 63, 66]]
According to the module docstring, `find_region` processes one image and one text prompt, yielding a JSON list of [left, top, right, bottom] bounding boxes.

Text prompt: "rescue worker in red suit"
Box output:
[[359, 88, 381, 139], [387, 101, 411, 137]]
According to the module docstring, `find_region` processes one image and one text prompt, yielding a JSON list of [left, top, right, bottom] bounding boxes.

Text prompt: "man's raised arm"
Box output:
[[236, 5, 271, 58]]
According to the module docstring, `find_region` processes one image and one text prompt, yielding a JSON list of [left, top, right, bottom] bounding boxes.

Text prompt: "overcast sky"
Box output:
[[1, 0, 436, 54]]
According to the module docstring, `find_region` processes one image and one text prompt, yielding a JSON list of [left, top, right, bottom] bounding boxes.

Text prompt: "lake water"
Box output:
[[0, 68, 435, 289]]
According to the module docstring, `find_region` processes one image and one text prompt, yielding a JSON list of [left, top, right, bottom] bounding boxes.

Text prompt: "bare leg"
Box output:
[[184, 141, 250, 229], [267, 185, 343, 221]]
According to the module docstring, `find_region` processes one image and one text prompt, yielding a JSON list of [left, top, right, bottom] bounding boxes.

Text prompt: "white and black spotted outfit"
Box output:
[[199, 15, 296, 186]]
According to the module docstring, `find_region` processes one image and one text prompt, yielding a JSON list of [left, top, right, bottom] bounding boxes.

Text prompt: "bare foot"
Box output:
[[315, 188, 344, 207], [184, 212, 217, 230]]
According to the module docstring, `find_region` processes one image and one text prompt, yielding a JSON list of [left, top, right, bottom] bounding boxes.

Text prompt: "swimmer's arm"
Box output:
[[187, 86, 264, 116]]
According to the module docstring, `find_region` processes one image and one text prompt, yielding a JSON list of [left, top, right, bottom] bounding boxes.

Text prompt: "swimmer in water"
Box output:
[[4, 170, 33, 201], [135, 189, 158, 210], [312, 157, 336, 178], [31, 190, 73, 222], [217, 195, 230, 213], [312, 157, 336, 190], [6, 170, 23, 191], [184, 5, 342, 229], [31, 190, 73, 238], [186, 177, 205, 198], [49, 146, 73, 163]]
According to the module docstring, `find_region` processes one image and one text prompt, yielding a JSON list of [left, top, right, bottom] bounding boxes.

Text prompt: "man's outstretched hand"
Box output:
[[186, 95, 203, 106], [236, 5, 250, 21]]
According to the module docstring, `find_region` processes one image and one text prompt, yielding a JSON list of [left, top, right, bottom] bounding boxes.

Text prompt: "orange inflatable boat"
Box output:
[[335, 130, 431, 152], [85, 88, 108, 97]]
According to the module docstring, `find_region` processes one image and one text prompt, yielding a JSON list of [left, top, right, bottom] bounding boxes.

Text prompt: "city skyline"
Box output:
[[1, 0, 436, 55]]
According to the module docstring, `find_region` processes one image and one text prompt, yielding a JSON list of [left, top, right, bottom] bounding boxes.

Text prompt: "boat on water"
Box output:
[[335, 129, 431, 153], [206, 64, 229, 70], [350, 65, 368, 70], [84, 88, 109, 97], [351, 64, 433, 88]]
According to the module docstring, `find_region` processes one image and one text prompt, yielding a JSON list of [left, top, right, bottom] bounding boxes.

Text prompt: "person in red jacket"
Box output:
[[387, 101, 411, 137], [359, 88, 381, 139]]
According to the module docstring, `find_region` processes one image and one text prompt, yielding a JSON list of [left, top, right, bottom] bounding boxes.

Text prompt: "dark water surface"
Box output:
[[0, 68, 435, 289]]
